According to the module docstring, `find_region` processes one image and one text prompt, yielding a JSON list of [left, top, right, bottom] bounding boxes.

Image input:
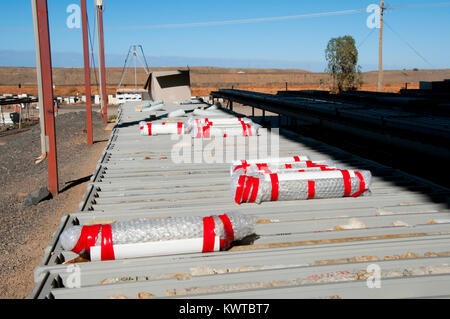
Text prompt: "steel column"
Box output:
[[31, 0, 47, 159], [96, 4, 107, 123], [81, 0, 93, 145], [33, 0, 59, 196]]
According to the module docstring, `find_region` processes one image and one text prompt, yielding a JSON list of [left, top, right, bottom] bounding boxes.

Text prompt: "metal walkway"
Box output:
[[29, 99, 450, 299]]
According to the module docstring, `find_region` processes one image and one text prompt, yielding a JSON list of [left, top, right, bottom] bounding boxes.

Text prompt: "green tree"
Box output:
[[325, 35, 362, 93]]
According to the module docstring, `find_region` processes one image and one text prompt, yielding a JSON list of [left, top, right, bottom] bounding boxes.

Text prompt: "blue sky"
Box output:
[[0, 0, 449, 71]]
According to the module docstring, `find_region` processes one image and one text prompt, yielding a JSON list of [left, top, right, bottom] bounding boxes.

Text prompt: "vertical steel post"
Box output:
[[378, 0, 384, 92], [81, 0, 93, 145], [96, 2, 108, 123], [31, 0, 47, 159], [32, 0, 59, 196]]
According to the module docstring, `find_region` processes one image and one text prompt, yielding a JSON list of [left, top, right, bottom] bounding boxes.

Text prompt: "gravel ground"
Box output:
[[0, 110, 113, 298]]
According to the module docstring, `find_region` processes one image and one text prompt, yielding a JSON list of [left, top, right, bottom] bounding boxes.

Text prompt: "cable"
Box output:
[[139, 45, 151, 73], [87, 11, 99, 93], [387, 1, 450, 11], [384, 21, 435, 68], [106, 8, 367, 31], [117, 45, 133, 90], [2, 1, 450, 34], [357, 28, 376, 50]]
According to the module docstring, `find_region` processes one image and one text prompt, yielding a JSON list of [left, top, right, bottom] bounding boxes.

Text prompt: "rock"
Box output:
[[23, 187, 51, 207]]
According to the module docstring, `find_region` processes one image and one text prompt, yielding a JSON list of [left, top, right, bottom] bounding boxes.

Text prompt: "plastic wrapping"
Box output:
[[60, 212, 257, 260], [231, 168, 372, 204], [180, 98, 203, 105], [167, 109, 186, 118], [186, 117, 260, 138], [142, 100, 163, 108], [231, 156, 311, 174], [139, 122, 185, 136], [142, 104, 165, 112], [192, 109, 224, 117], [185, 117, 254, 133], [192, 123, 259, 138], [230, 159, 338, 175]]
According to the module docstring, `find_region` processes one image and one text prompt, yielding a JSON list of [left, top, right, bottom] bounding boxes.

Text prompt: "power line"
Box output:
[[357, 28, 376, 50], [86, 12, 99, 92], [384, 21, 435, 68], [2, 2, 450, 33], [104, 1, 450, 31], [387, 1, 450, 11], [105, 8, 367, 31]]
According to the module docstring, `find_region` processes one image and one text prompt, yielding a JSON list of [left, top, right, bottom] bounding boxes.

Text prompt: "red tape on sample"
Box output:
[[72, 224, 101, 254], [285, 164, 292, 169], [241, 122, 248, 136], [293, 156, 301, 162], [202, 216, 216, 253], [100, 224, 115, 261], [147, 123, 152, 136], [242, 176, 260, 203], [249, 177, 260, 203], [246, 123, 253, 136], [177, 122, 183, 135], [305, 161, 328, 169], [203, 125, 211, 138], [307, 180, 316, 199], [269, 173, 279, 201], [218, 214, 234, 250], [195, 119, 202, 138], [242, 176, 254, 202], [256, 163, 271, 174], [340, 170, 352, 197], [233, 160, 250, 173], [352, 171, 366, 197], [234, 175, 247, 204]]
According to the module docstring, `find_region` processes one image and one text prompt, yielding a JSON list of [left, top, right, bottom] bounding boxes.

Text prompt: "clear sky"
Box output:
[[0, 0, 449, 71]]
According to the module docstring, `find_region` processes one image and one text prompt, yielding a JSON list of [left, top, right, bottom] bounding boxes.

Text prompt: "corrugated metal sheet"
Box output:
[[29, 99, 450, 299]]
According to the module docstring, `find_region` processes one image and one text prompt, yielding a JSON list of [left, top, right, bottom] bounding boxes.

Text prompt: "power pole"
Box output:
[[378, 0, 384, 92], [81, 0, 93, 145], [96, 0, 107, 123], [31, 0, 59, 196]]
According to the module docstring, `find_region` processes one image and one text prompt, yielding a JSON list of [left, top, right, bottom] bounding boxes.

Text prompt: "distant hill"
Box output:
[[1, 66, 449, 88]]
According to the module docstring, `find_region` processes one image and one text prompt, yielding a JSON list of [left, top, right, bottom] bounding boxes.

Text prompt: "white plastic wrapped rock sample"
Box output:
[[139, 122, 185, 136], [232, 169, 372, 204], [60, 212, 257, 261], [167, 109, 186, 118], [184, 117, 257, 133], [142, 100, 163, 107], [192, 123, 259, 138], [141, 104, 165, 112]]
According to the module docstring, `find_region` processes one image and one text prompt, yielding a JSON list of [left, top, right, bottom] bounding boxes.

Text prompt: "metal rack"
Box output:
[[29, 99, 450, 299]]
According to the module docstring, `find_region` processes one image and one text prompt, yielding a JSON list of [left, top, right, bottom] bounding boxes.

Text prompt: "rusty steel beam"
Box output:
[[97, 4, 108, 123], [33, 0, 59, 196], [81, 0, 93, 145]]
